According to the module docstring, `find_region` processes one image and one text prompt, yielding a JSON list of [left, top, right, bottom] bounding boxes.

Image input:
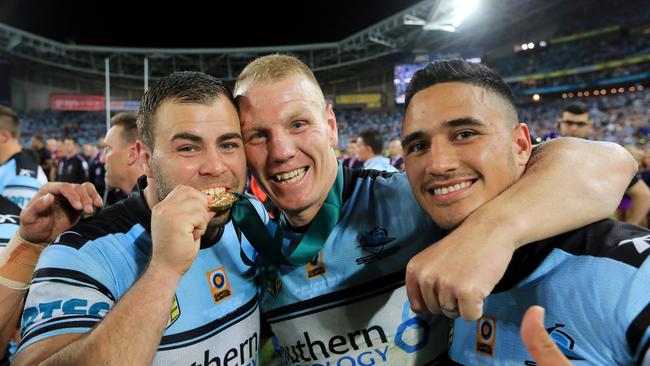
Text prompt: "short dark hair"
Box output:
[[405, 59, 517, 120], [137, 71, 235, 150], [32, 134, 45, 144], [111, 112, 139, 144], [563, 102, 589, 115], [0, 105, 20, 139], [358, 129, 384, 155]]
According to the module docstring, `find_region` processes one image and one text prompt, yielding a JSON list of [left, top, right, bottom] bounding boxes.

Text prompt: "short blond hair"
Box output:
[[234, 54, 322, 100]]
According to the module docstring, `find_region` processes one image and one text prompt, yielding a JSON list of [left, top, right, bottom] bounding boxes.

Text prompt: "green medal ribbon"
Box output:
[[232, 163, 343, 266]]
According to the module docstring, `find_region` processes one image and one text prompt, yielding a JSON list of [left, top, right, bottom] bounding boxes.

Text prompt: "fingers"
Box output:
[[405, 260, 428, 314], [457, 287, 485, 321], [406, 255, 485, 320], [74, 184, 94, 214], [439, 287, 460, 319], [156, 185, 210, 235], [81, 182, 103, 209], [20, 193, 55, 224], [521, 306, 572, 366]]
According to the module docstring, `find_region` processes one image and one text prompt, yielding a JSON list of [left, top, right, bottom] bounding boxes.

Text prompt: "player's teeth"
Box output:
[[275, 168, 306, 183], [433, 181, 471, 195]]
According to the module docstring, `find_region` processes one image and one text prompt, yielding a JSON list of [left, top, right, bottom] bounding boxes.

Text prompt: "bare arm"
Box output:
[[473, 137, 635, 246], [13, 265, 181, 366], [624, 179, 650, 226], [14, 185, 211, 365], [0, 183, 102, 356], [407, 137, 636, 319], [0, 288, 22, 358]]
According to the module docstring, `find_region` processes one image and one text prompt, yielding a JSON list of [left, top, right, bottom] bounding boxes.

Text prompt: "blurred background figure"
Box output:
[[555, 103, 650, 226], [56, 137, 89, 184], [342, 139, 363, 169], [357, 128, 398, 172], [388, 139, 404, 171], [100, 112, 141, 205], [29, 134, 52, 179], [0, 106, 47, 209]]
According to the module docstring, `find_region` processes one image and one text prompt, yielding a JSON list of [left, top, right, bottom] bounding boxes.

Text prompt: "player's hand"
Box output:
[[150, 185, 214, 277], [19, 182, 103, 245], [405, 224, 515, 320], [521, 306, 572, 366]]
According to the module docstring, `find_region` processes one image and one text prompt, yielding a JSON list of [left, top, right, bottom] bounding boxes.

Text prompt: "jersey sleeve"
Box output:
[[620, 251, 650, 364], [0, 195, 21, 250], [17, 243, 117, 351]]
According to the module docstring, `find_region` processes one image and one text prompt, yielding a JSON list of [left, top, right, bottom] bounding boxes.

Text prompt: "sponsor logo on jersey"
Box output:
[[278, 301, 433, 364], [190, 331, 258, 366], [476, 316, 496, 356], [0, 214, 19, 224], [618, 234, 650, 254], [18, 168, 35, 177], [306, 251, 326, 279], [206, 267, 232, 304], [165, 295, 180, 329], [264, 266, 282, 299], [356, 226, 399, 265], [22, 299, 110, 330], [524, 323, 585, 364]]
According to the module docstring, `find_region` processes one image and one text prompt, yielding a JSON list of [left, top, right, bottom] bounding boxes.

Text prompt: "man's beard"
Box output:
[[151, 158, 233, 248]]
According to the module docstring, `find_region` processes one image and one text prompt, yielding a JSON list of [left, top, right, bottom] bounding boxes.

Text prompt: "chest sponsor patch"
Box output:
[[270, 286, 448, 365]]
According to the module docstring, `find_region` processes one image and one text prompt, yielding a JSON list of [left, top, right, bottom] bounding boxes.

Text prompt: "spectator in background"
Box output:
[[45, 138, 59, 182], [341, 139, 363, 169], [100, 112, 142, 205], [356, 128, 398, 172], [81, 143, 96, 162], [56, 137, 89, 184], [0, 106, 47, 209], [389, 138, 405, 171], [29, 135, 53, 179], [86, 143, 105, 200], [558, 102, 650, 226]]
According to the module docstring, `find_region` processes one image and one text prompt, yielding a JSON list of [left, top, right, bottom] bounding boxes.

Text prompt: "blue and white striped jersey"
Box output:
[[0, 150, 47, 209], [450, 219, 650, 366], [19, 180, 266, 366]]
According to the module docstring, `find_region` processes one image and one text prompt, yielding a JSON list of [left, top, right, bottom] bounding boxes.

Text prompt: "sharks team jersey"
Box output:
[[260, 168, 450, 366], [19, 180, 266, 366], [0, 195, 21, 252], [0, 151, 47, 209], [450, 219, 650, 365]]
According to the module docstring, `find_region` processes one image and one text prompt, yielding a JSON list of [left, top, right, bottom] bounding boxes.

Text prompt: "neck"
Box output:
[[284, 164, 339, 228], [122, 168, 144, 194], [0, 141, 21, 164], [143, 181, 158, 210]]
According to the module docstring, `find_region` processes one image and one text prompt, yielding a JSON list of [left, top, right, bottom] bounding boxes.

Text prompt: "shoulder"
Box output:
[[554, 219, 650, 269], [53, 195, 146, 251], [11, 150, 40, 178]]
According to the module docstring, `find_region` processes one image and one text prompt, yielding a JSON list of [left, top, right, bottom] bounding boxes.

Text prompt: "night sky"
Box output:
[[0, 0, 423, 48]]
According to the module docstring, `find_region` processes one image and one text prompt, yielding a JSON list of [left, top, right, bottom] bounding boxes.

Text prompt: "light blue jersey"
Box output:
[[450, 219, 650, 365], [0, 151, 47, 209], [260, 168, 450, 366], [19, 179, 266, 365]]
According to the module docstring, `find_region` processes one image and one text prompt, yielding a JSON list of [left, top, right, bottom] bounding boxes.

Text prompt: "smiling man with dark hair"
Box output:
[[402, 59, 650, 365]]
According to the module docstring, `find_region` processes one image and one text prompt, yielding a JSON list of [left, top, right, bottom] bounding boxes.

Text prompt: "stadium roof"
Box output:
[[0, 0, 573, 82]]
